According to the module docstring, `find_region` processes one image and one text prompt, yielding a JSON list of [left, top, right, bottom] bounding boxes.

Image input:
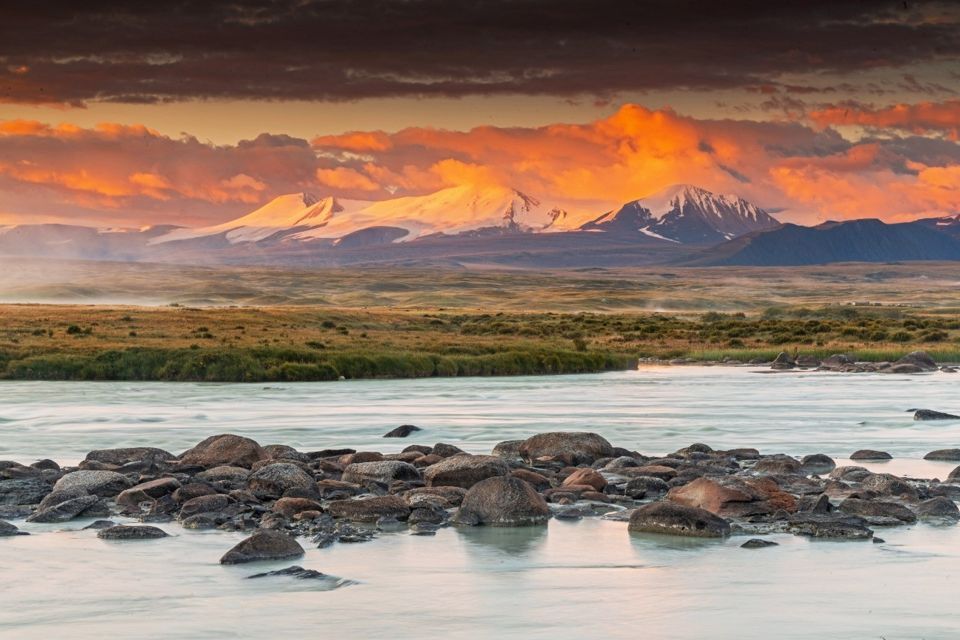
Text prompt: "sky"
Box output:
[[0, 0, 959, 227]]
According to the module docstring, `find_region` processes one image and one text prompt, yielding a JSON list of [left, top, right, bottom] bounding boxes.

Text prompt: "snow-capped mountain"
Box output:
[[580, 184, 780, 244], [152, 184, 570, 247]]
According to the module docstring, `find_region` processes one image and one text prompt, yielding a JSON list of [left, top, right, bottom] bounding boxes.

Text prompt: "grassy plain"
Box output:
[[2, 258, 959, 381]]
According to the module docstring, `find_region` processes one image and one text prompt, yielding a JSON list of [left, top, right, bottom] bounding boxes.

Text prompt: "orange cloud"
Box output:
[[315, 167, 380, 192], [810, 101, 960, 140]]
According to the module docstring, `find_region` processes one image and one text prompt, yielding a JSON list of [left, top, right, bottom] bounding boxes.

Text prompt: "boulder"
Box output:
[[667, 476, 796, 517], [196, 466, 251, 483], [327, 495, 410, 523], [795, 355, 820, 368], [491, 440, 524, 461], [431, 443, 466, 458], [179, 494, 232, 518], [247, 463, 315, 498], [510, 469, 552, 491], [220, 530, 305, 564], [850, 450, 892, 461], [924, 449, 960, 461], [624, 476, 670, 499], [787, 512, 873, 539], [838, 498, 917, 525], [383, 425, 422, 438], [97, 525, 169, 540], [914, 409, 960, 421], [453, 476, 551, 527], [628, 501, 730, 538], [272, 497, 324, 518], [84, 447, 174, 467], [27, 493, 102, 523], [561, 468, 607, 491], [262, 444, 310, 463], [829, 466, 872, 482], [0, 477, 52, 505], [751, 455, 801, 475], [770, 352, 796, 370], [0, 520, 26, 536], [402, 486, 467, 508], [342, 461, 421, 486], [179, 434, 269, 469], [424, 455, 510, 489], [741, 539, 778, 548], [861, 473, 919, 501], [52, 470, 134, 498], [518, 432, 614, 465], [915, 496, 960, 522], [800, 454, 836, 475], [116, 477, 182, 510], [819, 354, 856, 371], [894, 351, 938, 372]]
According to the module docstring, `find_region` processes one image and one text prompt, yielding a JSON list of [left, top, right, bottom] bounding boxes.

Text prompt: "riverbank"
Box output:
[[1, 304, 959, 381]]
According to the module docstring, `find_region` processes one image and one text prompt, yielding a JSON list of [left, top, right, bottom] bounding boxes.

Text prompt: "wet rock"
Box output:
[[179, 494, 233, 518], [247, 463, 315, 499], [510, 469, 552, 491], [603, 456, 642, 470], [342, 461, 421, 486], [861, 473, 919, 501], [262, 444, 310, 463], [453, 476, 551, 527], [819, 354, 856, 371], [327, 495, 410, 523], [741, 538, 778, 548], [52, 470, 134, 498], [273, 497, 324, 519], [915, 496, 960, 522], [220, 529, 305, 564], [246, 565, 354, 588], [914, 409, 960, 421], [850, 450, 892, 461], [84, 447, 174, 467], [518, 432, 614, 465], [27, 493, 101, 523], [624, 476, 670, 499], [82, 520, 116, 530], [402, 486, 467, 508], [562, 468, 607, 491], [117, 477, 182, 511], [770, 352, 796, 370], [623, 465, 677, 481], [0, 477, 52, 505], [628, 501, 731, 538], [408, 503, 448, 525], [429, 443, 464, 458], [173, 483, 218, 503], [668, 476, 796, 518], [800, 454, 836, 475], [30, 459, 60, 472], [893, 351, 938, 372], [787, 512, 874, 539], [180, 434, 269, 469], [383, 425, 422, 438], [795, 355, 820, 368], [829, 466, 872, 482], [0, 520, 27, 536], [491, 440, 524, 461], [97, 525, 169, 540], [838, 498, 917, 525], [424, 455, 509, 489], [924, 449, 960, 461], [752, 455, 801, 475]]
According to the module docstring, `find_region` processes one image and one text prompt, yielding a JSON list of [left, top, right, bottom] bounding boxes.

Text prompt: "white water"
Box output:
[[2, 367, 960, 639]]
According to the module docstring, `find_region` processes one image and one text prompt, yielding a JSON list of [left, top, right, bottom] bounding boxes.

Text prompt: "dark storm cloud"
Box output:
[[1, 0, 958, 104]]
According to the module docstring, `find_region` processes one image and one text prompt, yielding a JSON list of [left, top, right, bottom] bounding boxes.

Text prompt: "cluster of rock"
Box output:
[[3, 431, 960, 557], [770, 350, 957, 375]]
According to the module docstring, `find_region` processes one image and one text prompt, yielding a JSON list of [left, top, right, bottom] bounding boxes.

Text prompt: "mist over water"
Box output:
[[3, 367, 960, 638]]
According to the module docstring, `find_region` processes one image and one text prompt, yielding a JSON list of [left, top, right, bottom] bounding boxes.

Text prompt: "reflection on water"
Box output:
[[2, 368, 960, 638]]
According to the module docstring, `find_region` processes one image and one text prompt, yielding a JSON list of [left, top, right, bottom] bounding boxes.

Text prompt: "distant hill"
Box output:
[[690, 218, 960, 266]]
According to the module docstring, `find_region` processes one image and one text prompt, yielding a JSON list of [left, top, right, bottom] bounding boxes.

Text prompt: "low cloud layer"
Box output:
[[1, 105, 958, 226]]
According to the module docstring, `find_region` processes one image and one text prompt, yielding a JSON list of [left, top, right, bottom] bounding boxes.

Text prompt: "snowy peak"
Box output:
[[580, 184, 779, 244]]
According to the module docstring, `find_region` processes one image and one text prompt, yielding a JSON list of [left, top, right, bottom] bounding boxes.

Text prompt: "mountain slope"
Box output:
[[580, 184, 779, 243], [691, 218, 960, 266]]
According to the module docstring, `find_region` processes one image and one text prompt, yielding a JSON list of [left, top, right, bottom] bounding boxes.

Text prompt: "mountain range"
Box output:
[[1, 184, 958, 268]]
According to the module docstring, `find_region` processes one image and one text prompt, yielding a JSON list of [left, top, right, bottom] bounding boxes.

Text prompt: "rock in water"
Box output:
[[423, 455, 510, 489], [383, 425, 422, 438], [914, 409, 960, 421], [84, 447, 174, 466], [850, 450, 892, 461], [341, 461, 421, 485], [741, 538, 778, 548], [97, 525, 169, 540], [247, 566, 356, 589], [52, 471, 134, 498], [894, 351, 938, 372], [27, 493, 102, 523], [0, 477, 52, 506], [518, 432, 614, 465], [800, 453, 837, 475], [247, 463, 315, 498], [326, 495, 410, 523], [180, 434, 269, 469], [453, 476, 551, 527], [628, 501, 731, 538], [924, 449, 960, 461], [220, 530, 305, 564], [915, 497, 960, 522], [0, 520, 28, 536], [770, 352, 796, 370]]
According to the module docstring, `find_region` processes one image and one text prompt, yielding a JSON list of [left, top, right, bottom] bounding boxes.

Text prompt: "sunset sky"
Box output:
[[1, 1, 959, 227]]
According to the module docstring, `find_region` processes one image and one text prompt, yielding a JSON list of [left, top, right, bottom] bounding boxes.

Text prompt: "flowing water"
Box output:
[[2, 366, 960, 639]]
